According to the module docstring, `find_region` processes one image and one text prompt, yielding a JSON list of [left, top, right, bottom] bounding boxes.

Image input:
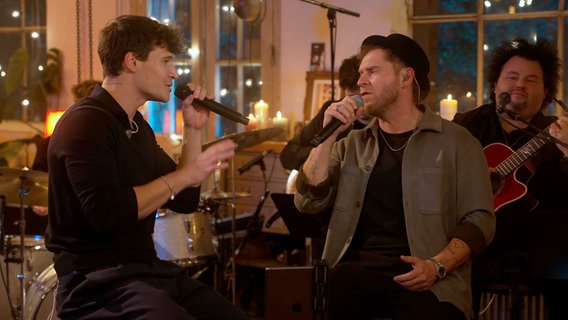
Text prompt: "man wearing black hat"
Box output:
[[294, 33, 496, 319]]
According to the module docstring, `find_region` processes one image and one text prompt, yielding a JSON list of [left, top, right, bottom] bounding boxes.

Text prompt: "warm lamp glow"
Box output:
[[46, 110, 65, 136], [176, 110, 183, 134]]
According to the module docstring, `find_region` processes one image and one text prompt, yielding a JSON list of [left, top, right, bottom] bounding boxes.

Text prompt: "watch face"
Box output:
[[438, 266, 447, 278]]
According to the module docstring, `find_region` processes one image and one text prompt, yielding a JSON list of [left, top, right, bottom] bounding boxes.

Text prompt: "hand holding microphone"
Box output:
[[310, 95, 364, 147], [175, 84, 249, 125]]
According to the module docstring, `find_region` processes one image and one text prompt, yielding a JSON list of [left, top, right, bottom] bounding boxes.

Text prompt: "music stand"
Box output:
[[269, 193, 326, 239]]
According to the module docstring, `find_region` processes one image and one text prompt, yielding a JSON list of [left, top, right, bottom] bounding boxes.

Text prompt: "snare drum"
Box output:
[[25, 264, 57, 320], [153, 209, 218, 267], [0, 236, 54, 320], [3, 235, 53, 289]]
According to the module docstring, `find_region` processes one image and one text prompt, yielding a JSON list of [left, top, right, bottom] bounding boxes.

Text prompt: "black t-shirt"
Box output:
[[349, 128, 414, 257]]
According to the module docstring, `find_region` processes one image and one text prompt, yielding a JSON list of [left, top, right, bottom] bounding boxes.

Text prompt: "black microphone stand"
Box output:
[[299, 0, 360, 100], [228, 159, 269, 262]]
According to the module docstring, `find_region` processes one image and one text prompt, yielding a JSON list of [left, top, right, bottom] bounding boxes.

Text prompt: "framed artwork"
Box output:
[[303, 71, 342, 121]]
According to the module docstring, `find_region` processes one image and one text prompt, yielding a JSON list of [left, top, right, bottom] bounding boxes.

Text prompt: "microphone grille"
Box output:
[[351, 95, 364, 107], [498, 92, 511, 106]]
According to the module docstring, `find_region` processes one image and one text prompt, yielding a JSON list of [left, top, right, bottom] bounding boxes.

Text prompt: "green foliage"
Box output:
[[0, 47, 62, 123], [5, 48, 29, 95], [40, 48, 63, 94]]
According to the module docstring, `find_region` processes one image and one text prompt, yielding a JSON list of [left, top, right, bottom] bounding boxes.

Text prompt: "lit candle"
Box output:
[[272, 111, 289, 140], [254, 100, 269, 129], [440, 94, 458, 120], [245, 113, 258, 131]]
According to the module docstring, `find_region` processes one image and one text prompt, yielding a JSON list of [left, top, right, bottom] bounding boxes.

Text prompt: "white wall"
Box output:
[[280, 0, 402, 123]]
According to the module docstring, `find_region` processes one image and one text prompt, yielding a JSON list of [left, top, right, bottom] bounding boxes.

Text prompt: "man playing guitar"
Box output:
[[453, 37, 568, 320]]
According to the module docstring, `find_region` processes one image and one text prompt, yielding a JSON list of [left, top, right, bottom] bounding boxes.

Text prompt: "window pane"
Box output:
[[242, 65, 261, 116], [218, 0, 237, 60], [0, 0, 21, 27], [26, 30, 47, 122], [414, 0, 476, 16], [216, 65, 238, 137], [484, 0, 557, 14], [25, 0, 45, 26], [242, 22, 260, 60], [414, 21, 478, 114], [483, 18, 557, 103]]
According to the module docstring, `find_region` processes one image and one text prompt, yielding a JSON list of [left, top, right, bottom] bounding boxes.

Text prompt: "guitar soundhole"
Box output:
[[489, 171, 504, 196]]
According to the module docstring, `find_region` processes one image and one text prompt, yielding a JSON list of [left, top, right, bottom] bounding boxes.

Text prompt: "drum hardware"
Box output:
[[188, 128, 283, 305], [0, 167, 49, 320]]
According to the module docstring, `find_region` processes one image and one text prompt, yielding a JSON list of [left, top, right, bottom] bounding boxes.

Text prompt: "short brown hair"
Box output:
[[98, 15, 185, 78]]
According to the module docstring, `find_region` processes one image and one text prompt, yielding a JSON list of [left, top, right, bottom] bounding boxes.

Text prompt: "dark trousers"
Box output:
[[55, 261, 247, 320], [328, 251, 465, 320]]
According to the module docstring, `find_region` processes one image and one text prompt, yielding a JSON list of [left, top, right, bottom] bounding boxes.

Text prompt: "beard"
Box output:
[[364, 79, 400, 118]]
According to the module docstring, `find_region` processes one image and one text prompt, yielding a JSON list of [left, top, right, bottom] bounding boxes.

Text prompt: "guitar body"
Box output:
[[484, 143, 538, 212]]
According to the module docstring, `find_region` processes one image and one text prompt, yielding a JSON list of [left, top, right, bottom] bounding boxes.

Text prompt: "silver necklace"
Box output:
[[379, 127, 415, 152], [130, 120, 139, 134], [126, 120, 138, 139]]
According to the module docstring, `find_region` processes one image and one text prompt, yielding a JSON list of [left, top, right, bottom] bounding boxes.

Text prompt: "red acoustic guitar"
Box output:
[[484, 125, 552, 211]]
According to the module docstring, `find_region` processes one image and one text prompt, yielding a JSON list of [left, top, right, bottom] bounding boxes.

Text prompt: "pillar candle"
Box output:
[[254, 100, 269, 129], [440, 94, 458, 120], [245, 113, 258, 131], [272, 111, 289, 140]]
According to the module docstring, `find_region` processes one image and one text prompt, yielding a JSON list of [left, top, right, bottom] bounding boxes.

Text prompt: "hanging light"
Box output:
[[234, 0, 261, 22]]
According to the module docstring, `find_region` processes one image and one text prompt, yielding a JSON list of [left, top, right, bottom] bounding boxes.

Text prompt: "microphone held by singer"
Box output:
[[310, 95, 364, 147], [174, 85, 250, 125]]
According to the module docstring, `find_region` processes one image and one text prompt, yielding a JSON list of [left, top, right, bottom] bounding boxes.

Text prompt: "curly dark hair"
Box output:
[[487, 38, 561, 109], [71, 79, 102, 102], [98, 15, 185, 78], [338, 55, 360, 90]]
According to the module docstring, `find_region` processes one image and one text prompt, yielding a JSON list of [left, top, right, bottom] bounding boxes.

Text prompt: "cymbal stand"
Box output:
[[225, 158, 237, 305], [16, 173, 29, 320], [224, 158, 270, 304]]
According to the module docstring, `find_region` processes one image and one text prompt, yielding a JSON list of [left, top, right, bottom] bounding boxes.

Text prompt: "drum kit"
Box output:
[[0, 167, 52, 320], [153, 127, 284, 302], [0, 127, 283, 319]]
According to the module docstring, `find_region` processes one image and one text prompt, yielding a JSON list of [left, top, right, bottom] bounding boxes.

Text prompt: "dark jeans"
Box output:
[[55, 261, 247, 320], [328, 250, 466, 320]]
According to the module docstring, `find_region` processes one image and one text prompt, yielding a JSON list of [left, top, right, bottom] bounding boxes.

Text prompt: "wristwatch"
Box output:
[[427, 258, 447, 280]]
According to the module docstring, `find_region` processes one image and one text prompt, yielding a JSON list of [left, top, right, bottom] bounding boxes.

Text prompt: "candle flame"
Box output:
[[276, 111, 282, 119], [447, 94, 453, 100]]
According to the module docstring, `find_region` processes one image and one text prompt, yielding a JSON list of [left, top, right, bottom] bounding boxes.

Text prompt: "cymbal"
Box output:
[[202, 127, 284, 151], [201, 189, 251, 201], [0, 167, 48, 206]]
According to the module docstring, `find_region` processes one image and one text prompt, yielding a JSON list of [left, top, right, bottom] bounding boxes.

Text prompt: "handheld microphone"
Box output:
[[238, 149, 273, 174], [495, 92, 513, 116], [174, 85, 250, 125], [309, 95, 364, 147]]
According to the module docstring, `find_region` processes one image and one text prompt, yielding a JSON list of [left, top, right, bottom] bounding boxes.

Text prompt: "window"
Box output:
[[0, 0, 47, 122], [147, 0, 193, 136], [146, 0, 274, 139], [215, 0, 262, 137], [410, 0, 566, 116]]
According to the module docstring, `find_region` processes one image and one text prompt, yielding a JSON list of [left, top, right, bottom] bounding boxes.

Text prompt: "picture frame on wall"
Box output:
[[303, 71, 342, 122], [309, 42, 325, 71]]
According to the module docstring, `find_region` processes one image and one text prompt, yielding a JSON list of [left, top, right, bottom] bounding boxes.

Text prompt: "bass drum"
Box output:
[[25, 264, 57, 320]]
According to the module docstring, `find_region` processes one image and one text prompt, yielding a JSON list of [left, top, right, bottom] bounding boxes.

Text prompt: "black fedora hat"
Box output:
[[361, 33, 430, 100]]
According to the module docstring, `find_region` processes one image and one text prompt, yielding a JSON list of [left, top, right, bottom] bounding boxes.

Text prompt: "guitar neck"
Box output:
[[494, 124, 552, 177]]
